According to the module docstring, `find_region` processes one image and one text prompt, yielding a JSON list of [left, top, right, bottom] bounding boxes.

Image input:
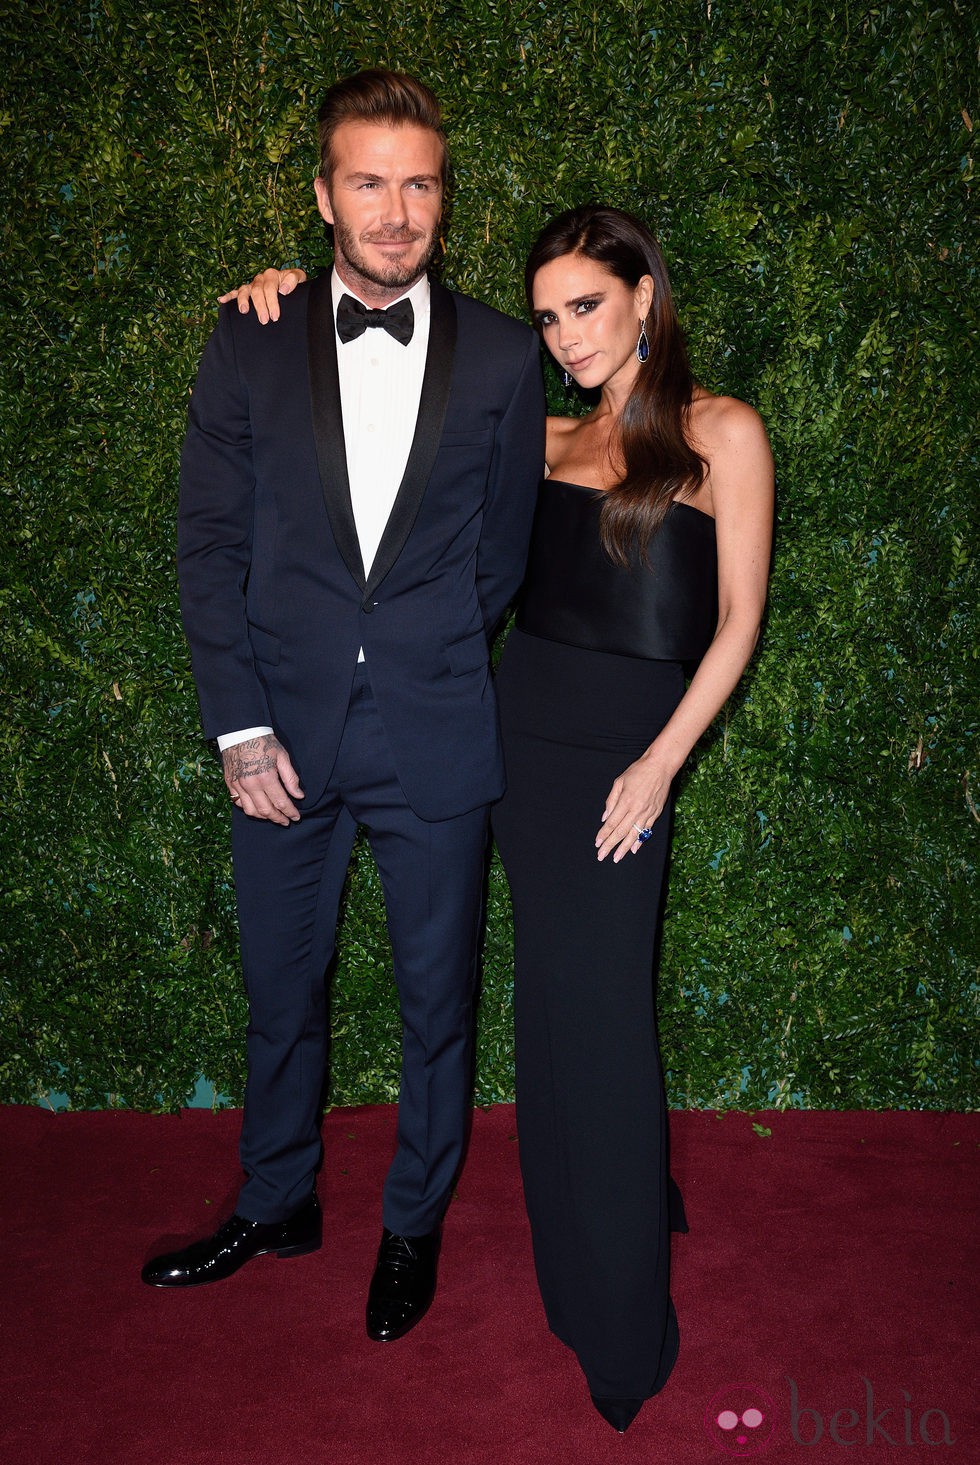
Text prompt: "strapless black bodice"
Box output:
[[516, 479, 718, 662]]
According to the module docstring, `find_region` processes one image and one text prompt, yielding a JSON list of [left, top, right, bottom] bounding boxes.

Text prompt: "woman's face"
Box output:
[[530, 252, 653, 395]]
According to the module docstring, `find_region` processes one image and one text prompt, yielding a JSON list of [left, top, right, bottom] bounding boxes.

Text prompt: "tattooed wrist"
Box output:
[[223, 735, 281, 782]]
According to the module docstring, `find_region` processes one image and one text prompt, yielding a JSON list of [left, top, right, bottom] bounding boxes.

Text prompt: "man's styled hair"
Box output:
[[317, 69, 448, 185]]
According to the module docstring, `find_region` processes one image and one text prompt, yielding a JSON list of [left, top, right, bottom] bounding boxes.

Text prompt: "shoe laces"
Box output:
[[382, 1233, 421, 1269]]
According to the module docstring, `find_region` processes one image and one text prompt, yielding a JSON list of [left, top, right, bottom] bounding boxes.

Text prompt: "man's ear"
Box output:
[[314, 176, 334, 227]]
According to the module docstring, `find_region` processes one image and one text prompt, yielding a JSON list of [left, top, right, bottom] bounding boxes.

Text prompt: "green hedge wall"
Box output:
[[1, 1, 976, 1112]]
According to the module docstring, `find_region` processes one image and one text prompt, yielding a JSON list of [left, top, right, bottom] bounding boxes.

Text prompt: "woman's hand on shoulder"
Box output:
[[217, 267, 308, 324]]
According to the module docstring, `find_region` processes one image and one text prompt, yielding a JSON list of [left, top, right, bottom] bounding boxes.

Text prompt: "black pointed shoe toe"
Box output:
[[590, 1395, 646, 1433]]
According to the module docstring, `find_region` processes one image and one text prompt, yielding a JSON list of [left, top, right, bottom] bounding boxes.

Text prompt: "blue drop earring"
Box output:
[[636, 319, 650, 364]]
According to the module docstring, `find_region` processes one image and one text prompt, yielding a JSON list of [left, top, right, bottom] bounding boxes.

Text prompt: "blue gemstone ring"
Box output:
[[632, 823, 653, 843]]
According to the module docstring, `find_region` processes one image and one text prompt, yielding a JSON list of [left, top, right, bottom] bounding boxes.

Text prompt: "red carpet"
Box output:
[[1, 1106, 976, 1464]]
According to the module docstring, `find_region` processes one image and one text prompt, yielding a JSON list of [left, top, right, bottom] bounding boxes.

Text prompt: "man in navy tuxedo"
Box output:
[[142, 70, 544, 1341]]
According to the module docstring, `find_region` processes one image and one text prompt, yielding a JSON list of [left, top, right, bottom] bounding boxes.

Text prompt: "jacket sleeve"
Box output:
[[476, 328, 545, 636], [177, 307, 273, 739]]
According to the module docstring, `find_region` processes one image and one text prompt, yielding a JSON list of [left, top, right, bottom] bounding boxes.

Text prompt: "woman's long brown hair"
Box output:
[[526, 206, 705, 566]]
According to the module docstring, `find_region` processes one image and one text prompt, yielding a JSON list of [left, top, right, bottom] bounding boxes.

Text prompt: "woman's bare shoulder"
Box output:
[[544, 413, 582, 468], [546, 413, 581, 437], [690, 390, 770, 454]]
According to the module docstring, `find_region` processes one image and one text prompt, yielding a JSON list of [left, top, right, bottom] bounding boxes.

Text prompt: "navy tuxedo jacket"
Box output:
[[177, 272, 545, 821]]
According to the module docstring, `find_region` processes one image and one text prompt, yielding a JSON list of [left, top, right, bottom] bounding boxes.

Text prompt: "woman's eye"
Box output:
[[575, 299, 598, 315]]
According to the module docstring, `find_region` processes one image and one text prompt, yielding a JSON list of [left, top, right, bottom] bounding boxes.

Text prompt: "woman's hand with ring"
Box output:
[[595, 750, 675, 863]]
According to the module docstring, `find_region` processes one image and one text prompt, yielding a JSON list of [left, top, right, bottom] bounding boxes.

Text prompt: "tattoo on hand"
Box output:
[[223, 735, 281, 782]]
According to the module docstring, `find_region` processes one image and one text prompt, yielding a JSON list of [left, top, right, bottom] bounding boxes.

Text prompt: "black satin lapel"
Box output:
[[307, 270, 366, 589], [364, 280, 458, 599]]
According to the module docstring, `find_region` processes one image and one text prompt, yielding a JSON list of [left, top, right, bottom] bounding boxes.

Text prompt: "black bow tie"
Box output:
[[336, 293, 415, 346]]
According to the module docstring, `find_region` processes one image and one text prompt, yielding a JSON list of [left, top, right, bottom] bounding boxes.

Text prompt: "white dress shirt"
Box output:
[[218, 271, 430, 751]]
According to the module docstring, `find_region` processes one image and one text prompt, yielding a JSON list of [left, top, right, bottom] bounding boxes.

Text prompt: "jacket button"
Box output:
[[362, 599, 376, 614]]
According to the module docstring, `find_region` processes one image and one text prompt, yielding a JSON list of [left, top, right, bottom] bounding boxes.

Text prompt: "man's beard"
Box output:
[[331, 217, 440, 294]]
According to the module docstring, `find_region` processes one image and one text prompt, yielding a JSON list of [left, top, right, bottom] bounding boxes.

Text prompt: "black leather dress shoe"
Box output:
[[365, 1227, 440, 1341], [141, 1192, 321, 1287]]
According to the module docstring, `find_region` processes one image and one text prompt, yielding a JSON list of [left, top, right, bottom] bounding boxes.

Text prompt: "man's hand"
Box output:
[[217, 267, 308, 324], [222, 734, 304, 824]]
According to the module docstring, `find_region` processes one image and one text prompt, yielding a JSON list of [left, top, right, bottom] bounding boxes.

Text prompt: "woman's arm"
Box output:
[[596, 397, 775, 862], [217, 267, 308, 324]]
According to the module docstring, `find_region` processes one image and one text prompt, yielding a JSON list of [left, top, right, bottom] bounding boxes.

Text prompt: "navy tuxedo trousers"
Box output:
[[230, 665, 489, 1233]]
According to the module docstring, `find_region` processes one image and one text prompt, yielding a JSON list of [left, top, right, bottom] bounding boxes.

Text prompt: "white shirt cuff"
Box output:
[[217, 726, 274, 751]]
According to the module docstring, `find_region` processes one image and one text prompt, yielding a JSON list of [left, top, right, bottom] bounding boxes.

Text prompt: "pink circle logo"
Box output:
[[704, 1384, 776, 1455]]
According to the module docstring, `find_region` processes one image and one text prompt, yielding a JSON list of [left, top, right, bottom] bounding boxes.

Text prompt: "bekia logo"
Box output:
[[704, 1378, 955, 1453], [705, 1384, 775, 1456]]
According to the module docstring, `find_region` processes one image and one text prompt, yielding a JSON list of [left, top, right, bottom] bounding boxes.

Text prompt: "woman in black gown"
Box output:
[[229, 207, 773, 1434], [492, 206, 773, 1433]]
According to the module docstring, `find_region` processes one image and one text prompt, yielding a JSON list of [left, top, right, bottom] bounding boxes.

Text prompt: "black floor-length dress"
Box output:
[[493, 480, 717, 1403]]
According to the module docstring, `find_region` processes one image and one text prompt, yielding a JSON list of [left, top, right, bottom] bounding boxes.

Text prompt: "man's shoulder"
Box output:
[[442, 283, 535, 349], [216, 280, 311, 346]]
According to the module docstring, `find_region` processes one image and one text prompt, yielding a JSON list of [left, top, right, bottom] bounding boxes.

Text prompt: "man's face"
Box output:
[[315, 121, 444, 305]]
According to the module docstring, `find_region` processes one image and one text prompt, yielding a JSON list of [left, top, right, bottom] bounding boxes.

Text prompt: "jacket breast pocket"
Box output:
[[438, 428, 492, 449], [446, 628, 489, 676], [248, 622, 282, 666]]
